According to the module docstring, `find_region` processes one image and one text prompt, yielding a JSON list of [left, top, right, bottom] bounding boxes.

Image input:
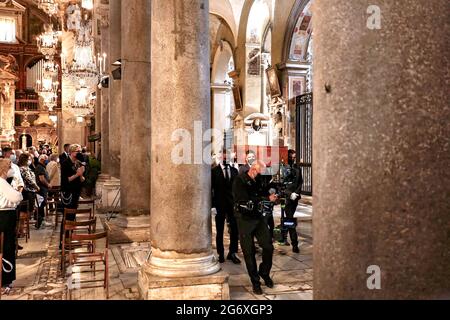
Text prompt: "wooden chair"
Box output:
[[46, 187, 60, 223], [16, 200, 31, 243], [68, 231, 109, 300], [61, 216, 97, 273], [78, 199, 95, 213]]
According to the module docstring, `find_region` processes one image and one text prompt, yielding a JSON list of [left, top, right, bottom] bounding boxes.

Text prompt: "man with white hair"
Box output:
[[35, 154, 51, 229]]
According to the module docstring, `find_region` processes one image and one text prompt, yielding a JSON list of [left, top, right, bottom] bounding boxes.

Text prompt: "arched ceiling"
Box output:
[[210, 0, 246, 43]]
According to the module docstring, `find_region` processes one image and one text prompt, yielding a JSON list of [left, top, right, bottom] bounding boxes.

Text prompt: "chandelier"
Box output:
[[67, 83, 95, 117], [43, 58, 59, 74], [36, 70, 59, 111], [37, 24, 60, 59], [36, 0, 59, 17], [63, 40, 99, 88]]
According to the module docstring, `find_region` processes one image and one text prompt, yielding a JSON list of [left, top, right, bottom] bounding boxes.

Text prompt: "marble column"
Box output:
[[106, 0, 151, 243], [108, 0, 121, 179], [97, 21, 112, 206], [313, 0, 450, 299], [138, 0, 228, 300]]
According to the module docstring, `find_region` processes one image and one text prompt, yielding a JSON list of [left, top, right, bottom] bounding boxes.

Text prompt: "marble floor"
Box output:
[[1, 198, 313, 300]]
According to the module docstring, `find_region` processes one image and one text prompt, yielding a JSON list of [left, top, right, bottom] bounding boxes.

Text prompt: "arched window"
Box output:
[[0, 17, 16, 43]]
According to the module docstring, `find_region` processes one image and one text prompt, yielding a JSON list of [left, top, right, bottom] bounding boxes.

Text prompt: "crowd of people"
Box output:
[[0, 143, 99, 295], [211, 148, 303, 295]]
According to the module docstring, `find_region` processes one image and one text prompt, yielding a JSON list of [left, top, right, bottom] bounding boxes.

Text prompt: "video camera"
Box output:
[[235, 198, 274, 219]]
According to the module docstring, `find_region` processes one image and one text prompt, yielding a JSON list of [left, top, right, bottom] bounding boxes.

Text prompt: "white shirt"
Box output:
[[219, 163, 230, 180], [0, 177, 23, 210], [11, 163, 24, 191]]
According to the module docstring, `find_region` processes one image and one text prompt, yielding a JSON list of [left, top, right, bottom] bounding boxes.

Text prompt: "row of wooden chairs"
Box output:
[[60, 208, 109, 299]]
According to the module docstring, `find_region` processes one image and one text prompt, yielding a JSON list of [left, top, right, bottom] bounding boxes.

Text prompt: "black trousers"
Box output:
[[0, 210, 17, 287], [215, 208, 239, 257], [237, 214, 274, 286], [282, 199, 299, 247], [21, 191, 36, 213], [59, 192, 80, 248]]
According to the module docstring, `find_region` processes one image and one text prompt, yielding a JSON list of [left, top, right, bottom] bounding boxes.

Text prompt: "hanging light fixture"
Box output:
[[63, 40, 99, 87], [37, 24, 60, 59], [35, 59, 59, 112], [67, 81, 95, 117], [36, 0, 59, 17], [63, 19, 99, 88]]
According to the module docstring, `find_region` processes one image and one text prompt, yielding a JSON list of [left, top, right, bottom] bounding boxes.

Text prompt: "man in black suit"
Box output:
[[59, 144, 70, 164], [212, 149, 241, 264]]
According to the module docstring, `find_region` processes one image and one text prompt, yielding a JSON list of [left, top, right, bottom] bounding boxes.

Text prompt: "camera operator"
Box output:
[[233, 160, 277, 295], [280, 149, 303, 253]]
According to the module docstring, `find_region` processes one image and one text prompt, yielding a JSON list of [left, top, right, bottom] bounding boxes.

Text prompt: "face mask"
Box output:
[[10, 155, 16, 163], [7, 168, 15, 178], [247, 158, 255, 166], [76, 152, 84, 162]]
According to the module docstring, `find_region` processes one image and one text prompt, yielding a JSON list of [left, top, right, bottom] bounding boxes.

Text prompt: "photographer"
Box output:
[[280, 149, 303, 253], [233, 160, 277, 295]]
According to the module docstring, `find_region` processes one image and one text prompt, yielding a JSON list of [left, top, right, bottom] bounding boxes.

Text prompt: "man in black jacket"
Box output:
[[211, 149, 241, 264], [59, 144, 70, 164], [281, 149, 303, 253], [233, 160, 277, 295]]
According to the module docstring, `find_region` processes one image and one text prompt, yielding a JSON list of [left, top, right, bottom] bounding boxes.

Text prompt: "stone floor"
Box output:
[[1, 198, 313, 300]]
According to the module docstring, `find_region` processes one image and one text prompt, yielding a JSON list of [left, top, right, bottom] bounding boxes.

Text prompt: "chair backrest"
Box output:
[[63, 208, 94, 224], [65, 218, 97, 233], [78, 199, 95, 205], [71, 231, 108, 249]]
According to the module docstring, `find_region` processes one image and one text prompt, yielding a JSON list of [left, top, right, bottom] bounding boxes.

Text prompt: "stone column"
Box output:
[[313, 0, 450, 299], [108, 0, 121, 179], [107, 0, 151, 243], [97, 19, 112, 206], [138, 0, 228, 300]]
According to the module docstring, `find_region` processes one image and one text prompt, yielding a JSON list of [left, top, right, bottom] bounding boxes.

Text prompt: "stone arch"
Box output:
[[209, 0, 237, 42], [211, 40, 234, 84], [282, 0, 313, 62], [211, 40, 235, 154], [210, 13, 236, 66]]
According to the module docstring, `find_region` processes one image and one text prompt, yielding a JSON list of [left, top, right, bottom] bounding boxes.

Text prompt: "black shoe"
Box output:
[[226, 253, 241, 264], [218, 255, 225, 263], [259, 273, 274, 288], [252, 284, 263, 295], [292, 246, 300, 253]]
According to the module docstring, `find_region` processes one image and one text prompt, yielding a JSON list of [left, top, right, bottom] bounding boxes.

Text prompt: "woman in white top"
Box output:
[[0, 159, 23, 294], [46, 154, 61, 188]]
